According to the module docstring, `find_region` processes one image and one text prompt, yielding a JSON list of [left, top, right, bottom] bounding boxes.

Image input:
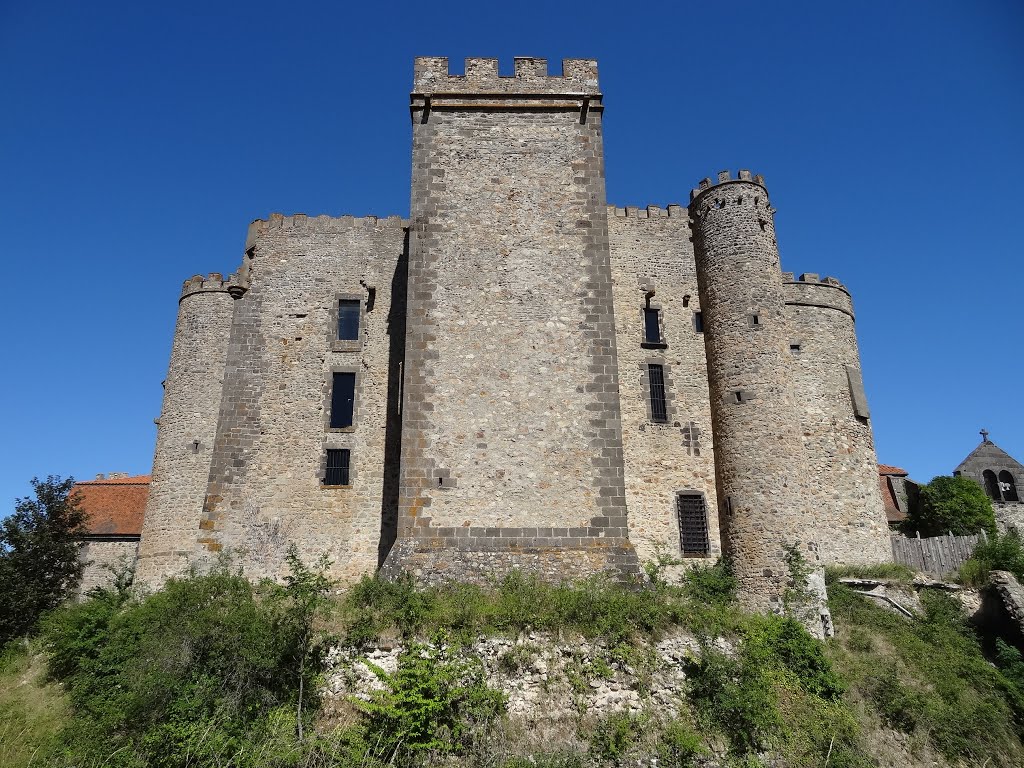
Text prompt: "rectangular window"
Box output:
[[694, 312, 704, 333], [643, 307, 662, 344], [676, 493, 710, 557], [338, 300, 360, 341], [648, 363, 668, 423], [329, 372, 356, 428], [324, 449, 351, 486]]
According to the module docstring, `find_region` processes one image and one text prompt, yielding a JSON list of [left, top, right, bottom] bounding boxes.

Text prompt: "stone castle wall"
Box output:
[[136, 275, 237, 585], [607, 206, 721, 571], [136, 58, 893, 610], [77, 539, 138, 596], [783, 275, 891, 565], [195, 214, 406, 583], [384, 57, 639, 582]]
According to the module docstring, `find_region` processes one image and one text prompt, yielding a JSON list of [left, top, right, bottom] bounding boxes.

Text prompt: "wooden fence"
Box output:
[[890, 532, 987, 578]]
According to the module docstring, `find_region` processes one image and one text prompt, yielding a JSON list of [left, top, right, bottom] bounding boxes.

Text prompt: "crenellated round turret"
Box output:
[[136, 272, 240, 586], [690, 171, 831, 634]]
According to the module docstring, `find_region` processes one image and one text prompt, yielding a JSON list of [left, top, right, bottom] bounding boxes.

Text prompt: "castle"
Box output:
[[115, 57, 893, 626]]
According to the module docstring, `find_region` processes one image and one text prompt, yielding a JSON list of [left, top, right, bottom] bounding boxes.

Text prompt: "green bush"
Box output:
[[356, 637, 506, 764], [588, 711, 646, 762], [681, 557, 737, 605], [655, 719, 704, 767], [957, 530, 1024, 586], [903, 475, 997, 537], [37, 556, 335, 768]]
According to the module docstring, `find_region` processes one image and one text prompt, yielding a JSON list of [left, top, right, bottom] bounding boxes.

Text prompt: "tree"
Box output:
[[903, 475, 997, 537], [0, 475, 87, 646]]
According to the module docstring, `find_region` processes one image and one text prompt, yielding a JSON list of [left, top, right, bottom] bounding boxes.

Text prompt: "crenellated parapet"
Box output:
[[782, 273, 854, 319], [244, 213, 407, 250], [689, 170, 771, 217], [609, 204, 688, 219], [413, 56, 600, 94], [180, 273, 247, 302]]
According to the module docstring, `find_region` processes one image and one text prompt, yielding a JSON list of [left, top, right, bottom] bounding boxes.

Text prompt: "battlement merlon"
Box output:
[[689, 170, 768, 205], [411, 57, 602, 109], [180, 273, 247, 302]]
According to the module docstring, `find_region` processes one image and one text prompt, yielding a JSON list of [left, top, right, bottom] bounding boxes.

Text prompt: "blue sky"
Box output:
[[1, 0, 1021, 509]]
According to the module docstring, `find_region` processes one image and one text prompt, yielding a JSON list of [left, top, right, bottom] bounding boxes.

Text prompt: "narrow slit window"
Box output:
[[324, 449, 351, 486], [338, 300, 360, 341], [648, 363, 668, 423], [694, 312, 704, 333], [329, 372, 356, 428], [643, 307, 662, 344], [676, 493, 710, 557]]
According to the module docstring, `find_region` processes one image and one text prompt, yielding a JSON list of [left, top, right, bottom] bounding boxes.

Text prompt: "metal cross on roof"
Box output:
[[981, 428, 990, 443]]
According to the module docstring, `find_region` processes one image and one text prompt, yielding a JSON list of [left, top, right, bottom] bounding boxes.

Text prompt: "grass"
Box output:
[[825, 562, 918, 585], [6, 557, 1024, 767], [826, 581, 1024, 767], [0, 642, 69, 768]]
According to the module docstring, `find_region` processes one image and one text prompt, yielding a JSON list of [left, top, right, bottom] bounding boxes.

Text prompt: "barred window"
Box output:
[[338, 300, 360, 341], [324, 449, 351, 486], [676, 493, 710, 557], [648, 363, 668, 423], [330, 372, 356, 428]]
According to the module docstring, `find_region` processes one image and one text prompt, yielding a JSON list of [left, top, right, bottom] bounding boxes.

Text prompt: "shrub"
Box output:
[[655, 719, 704, 767], [957, 530, 1024, 586], [588, 711, 646, 762], [38, 555, 336, 768], [681, 557, 737, 605], [903, 475, 997, 537], [356, 637, 506, 764]]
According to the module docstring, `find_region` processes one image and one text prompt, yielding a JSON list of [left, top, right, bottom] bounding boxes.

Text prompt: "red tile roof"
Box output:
[[72, 475, 150, 537], [878, 464, 908, 476]]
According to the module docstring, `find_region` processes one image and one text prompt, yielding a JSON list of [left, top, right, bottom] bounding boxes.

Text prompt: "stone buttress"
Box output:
[[690, 171, 832, 635], [136, 274, 242, 585], [382, 57, 640, 582]]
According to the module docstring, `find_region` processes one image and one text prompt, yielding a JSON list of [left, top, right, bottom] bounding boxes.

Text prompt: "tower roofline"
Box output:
[[689, 170, 766, 204]]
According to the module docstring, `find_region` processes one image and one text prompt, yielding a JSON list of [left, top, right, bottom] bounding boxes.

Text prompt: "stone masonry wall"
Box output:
[[783, 276, 891, 565], [136, 276, 237, 586], [197, 214, 406, 584], [690, 172, 827, 630], [607, 206, 721, 572], [77, 539, 138, 597], [385, 57, 639, 582]]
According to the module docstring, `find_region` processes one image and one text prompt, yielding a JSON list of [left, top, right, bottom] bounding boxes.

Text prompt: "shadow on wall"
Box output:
[[378, 232, 409, 566]]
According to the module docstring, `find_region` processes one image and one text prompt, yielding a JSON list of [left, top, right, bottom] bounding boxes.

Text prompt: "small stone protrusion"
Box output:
[[738, 169, 753, 181], [717, 170, 731, 183]]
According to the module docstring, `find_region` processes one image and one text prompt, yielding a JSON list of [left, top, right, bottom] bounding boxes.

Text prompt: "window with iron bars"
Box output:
[[323, 449, 351, 486], [648, 363, 668, 422], [676, 492, 710, 557]]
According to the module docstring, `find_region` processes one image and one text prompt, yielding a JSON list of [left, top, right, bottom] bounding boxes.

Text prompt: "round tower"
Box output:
[[783, 274, 891, 565], [135, 273, 242, 586], [690, 171, 827, 629]]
